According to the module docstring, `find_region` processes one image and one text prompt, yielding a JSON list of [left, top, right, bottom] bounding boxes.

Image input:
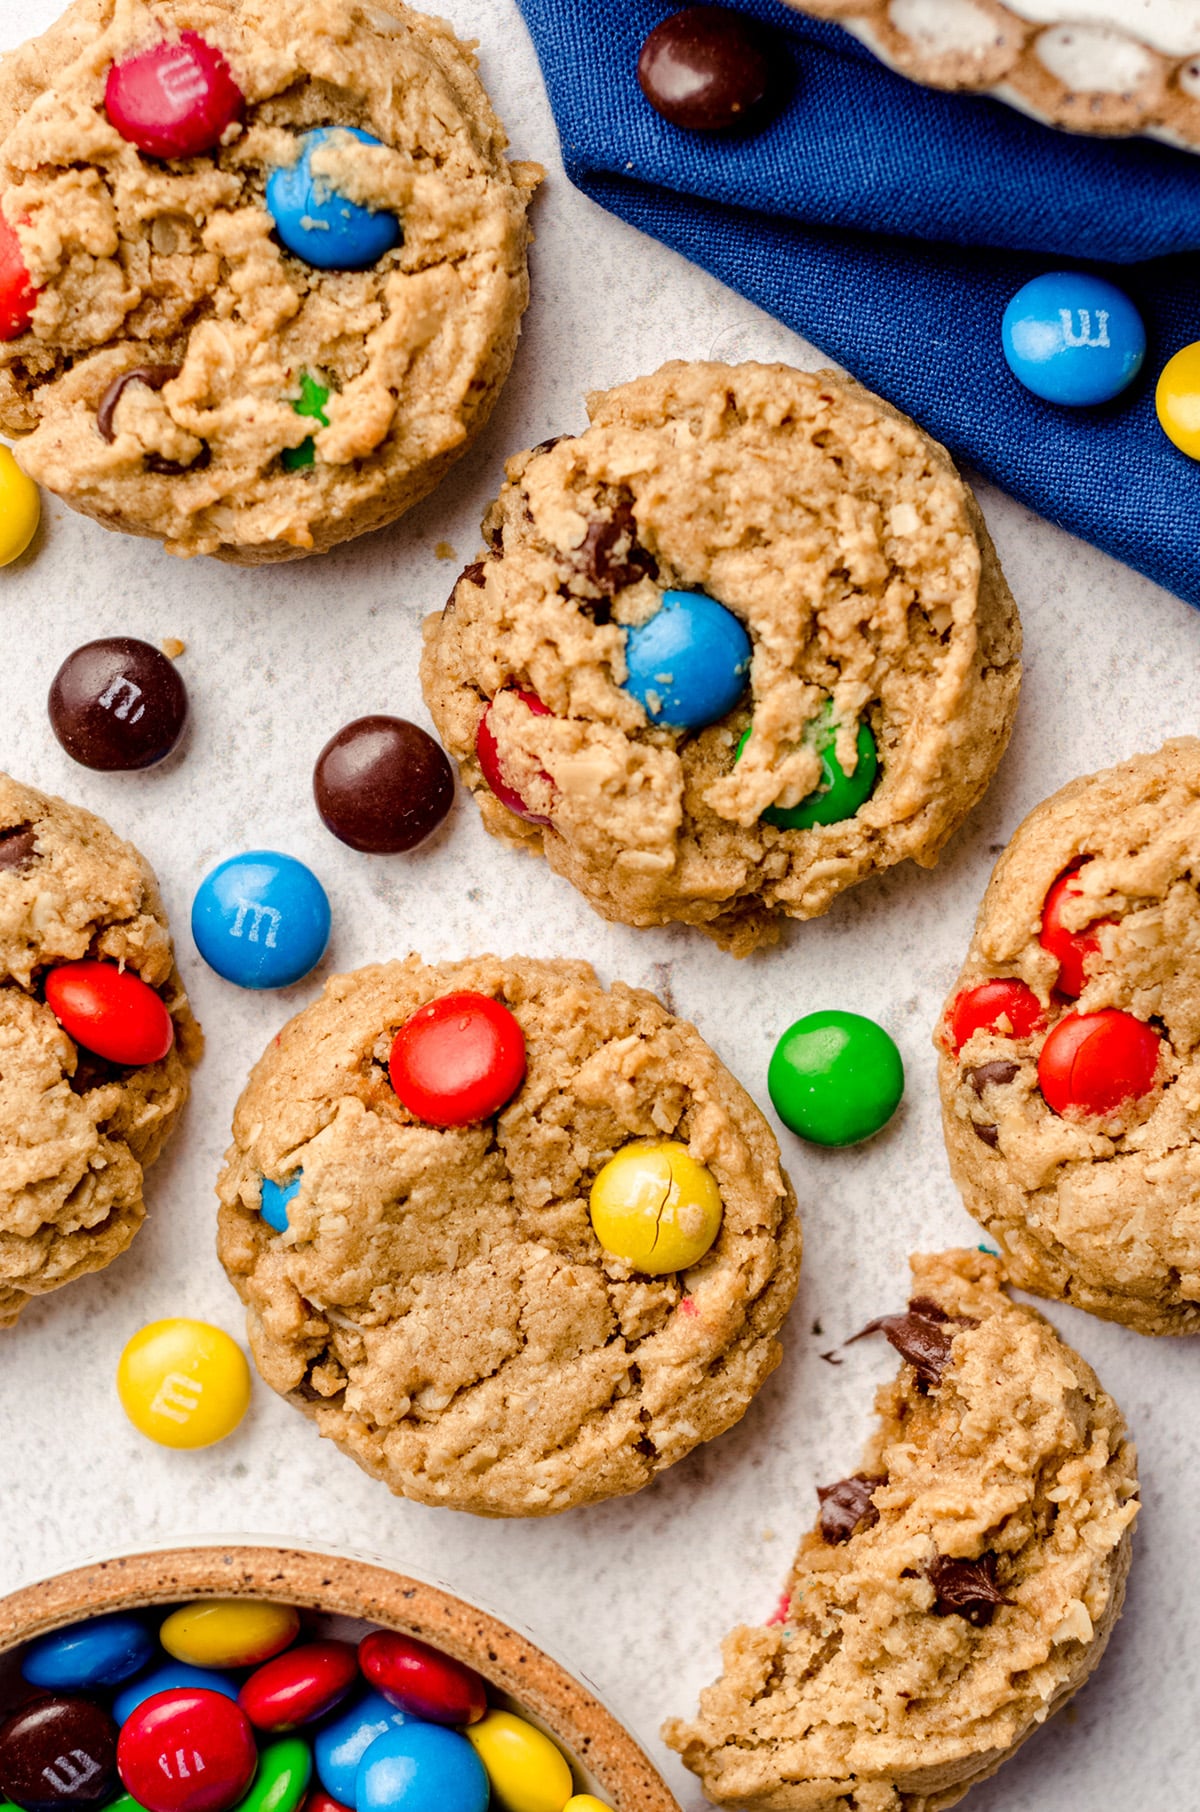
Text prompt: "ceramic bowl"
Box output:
[[0, 1542, 678, 1812]]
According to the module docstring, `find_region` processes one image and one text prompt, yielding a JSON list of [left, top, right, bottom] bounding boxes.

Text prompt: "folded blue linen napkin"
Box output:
[[514, 0, 1200, 608]]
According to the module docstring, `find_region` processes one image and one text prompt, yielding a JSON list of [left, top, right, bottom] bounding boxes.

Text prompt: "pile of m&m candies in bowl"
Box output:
[[0, 1602, 608, 1812]]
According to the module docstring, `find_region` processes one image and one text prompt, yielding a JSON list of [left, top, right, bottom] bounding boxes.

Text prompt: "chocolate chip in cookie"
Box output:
[[574, 496, 658, 597], [852, 1298, 973, 1389], [817, 1473, 884, 1544], [965, 1060, 1020, 1095], [0, 823, 38, 872], [928, 1552, 1012, 1627]]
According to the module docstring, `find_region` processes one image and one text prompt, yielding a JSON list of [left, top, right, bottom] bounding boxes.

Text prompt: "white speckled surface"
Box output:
[[2, 2, 1199, 1807]]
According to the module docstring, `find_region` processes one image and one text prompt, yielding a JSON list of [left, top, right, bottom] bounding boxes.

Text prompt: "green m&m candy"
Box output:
[[768, 1010, 903, 1147], [282, 371, 330, 471], [232, 1739, 311, 1812], [736, 703, 878, 830]]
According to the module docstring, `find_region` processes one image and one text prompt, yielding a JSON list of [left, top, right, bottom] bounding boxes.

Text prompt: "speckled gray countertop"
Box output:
[[2, 2, 1198, 1807]]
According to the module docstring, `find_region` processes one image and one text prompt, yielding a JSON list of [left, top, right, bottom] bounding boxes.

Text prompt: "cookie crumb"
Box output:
[[161, 637, 186, 659], [435, 541, 457, 561]]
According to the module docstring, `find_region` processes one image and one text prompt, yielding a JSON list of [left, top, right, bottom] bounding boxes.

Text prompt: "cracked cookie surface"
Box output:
[[664, 1249, 1138, 1812], [420, 361, 1022, 955], [0, 0, 539, 562], [938, 737, 1200, 1335], [215, 953, 800, 1516], [0, 773, 200, 1328]]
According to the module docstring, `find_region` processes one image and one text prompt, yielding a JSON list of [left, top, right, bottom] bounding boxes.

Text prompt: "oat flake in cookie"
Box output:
[[938, 737, 1200, 1336], [216, 954, 800, 1516], [421, 362, 1022, 955], [0, 0, 539, 562], [0, 775, 200, 1327], [665, 1250, 1138, 1812]]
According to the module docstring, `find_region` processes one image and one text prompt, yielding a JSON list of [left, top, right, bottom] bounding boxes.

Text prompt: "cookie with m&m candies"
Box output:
[[421, 361, 1021, 954], [935, 740, 1200, 1335], [0, 773, 200, 1330], [664, 1248, 1138, 1810], [217, 954, 799, 1514], [0, 0, 537, 562]]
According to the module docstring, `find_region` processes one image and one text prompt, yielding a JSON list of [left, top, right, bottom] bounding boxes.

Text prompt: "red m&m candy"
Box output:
[[359, 1632, 487, 1727], [1040, 862, 1110, 998], [0, 212, 37, 342], [117, 1689, 257, 1812], [106, 33, 243, 160], [949, 979, 1044, 1054], [239, 1642, 358, 1733], [389, 992, 526, 1126], [303, 1795, 349, 1812], [44, 961, 174, 1066], [475, 691, 555, 826], [1038, 1009, 1160, 1118]]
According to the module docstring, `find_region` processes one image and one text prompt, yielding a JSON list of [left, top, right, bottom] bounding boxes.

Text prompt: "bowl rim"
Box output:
[[0, 1541, 679, 1812]]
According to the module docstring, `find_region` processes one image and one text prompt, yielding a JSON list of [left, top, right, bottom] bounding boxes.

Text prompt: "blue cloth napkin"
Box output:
[[514, 0, 1200, 609]]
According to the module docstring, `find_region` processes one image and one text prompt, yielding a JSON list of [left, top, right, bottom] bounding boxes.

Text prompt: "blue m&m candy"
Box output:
[[267, 128, 403, 271], [114, 1663, 241, 1726], [1001, 272, 1145, 406], [315, 1693, 407, 1804], [357, 1723, 489, 1812], [260, 1172, 302, 1232], [22, 1614, 154, 1691], [622, 590, 751, 731], [192, 852, 331, 990]]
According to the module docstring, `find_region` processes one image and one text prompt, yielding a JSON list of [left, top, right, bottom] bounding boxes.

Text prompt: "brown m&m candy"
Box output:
[[0, 1696, 118, 1811], [637, 5, 775, 132], [49, 638, 187, 771], [314, 716, 454, 853]]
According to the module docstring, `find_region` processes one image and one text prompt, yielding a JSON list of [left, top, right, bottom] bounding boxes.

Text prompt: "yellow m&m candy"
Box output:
[[160, 1599, 300, 1669], [564, 1800, 610, 1812], [117, 1318, 251, 1450], [0, 445, 39, 566], [589, 1140, 723, 1275], [1156, 342, 1200, 460], [465, 1711, 573, 1812]]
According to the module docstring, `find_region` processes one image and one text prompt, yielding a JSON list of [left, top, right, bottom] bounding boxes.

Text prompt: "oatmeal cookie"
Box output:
[[938, 737, 1200, 1335], [421, 361, 1021, 955], [0, 774, 200, 1327], [216, 953, 800, 1516], [0, 0, 539, 561], [664, 1249, 1138, 1812]]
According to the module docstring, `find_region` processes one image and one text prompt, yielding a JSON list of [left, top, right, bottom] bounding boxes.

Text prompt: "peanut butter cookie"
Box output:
[[665, 1250, 1138, 1811], [421, 362, 1021, 954], [0, 0, 538, 561], [216, 953, 800, 1516], [938, 738, 1200, 1335], [0, 774, 200, 1327]]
